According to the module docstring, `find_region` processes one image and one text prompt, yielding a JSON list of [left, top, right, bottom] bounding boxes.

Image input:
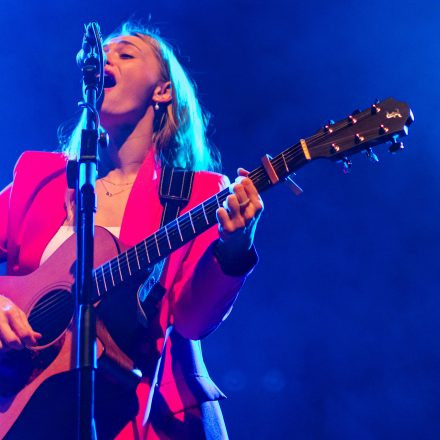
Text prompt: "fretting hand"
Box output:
[[216, 168, 263, 258]]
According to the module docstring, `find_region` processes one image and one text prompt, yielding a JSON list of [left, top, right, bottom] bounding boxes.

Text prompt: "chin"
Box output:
[[100, 106, 147, 130]]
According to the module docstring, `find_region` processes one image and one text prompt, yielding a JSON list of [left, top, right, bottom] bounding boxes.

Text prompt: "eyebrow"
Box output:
[[103, 40, 142, 52]]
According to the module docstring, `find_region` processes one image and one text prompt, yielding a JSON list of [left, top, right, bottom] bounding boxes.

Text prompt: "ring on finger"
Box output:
[[239, 198, 250, 208]]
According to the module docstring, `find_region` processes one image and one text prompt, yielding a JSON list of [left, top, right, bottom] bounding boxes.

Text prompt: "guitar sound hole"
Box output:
[[28, 290, 74, 346]]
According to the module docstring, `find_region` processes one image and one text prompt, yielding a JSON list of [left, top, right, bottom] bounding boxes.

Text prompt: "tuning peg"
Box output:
[[371, 99, 381, 114], [324, 120, 335, 133], [379, 124, 389, 135], [354, 133, 365, 144], [406, 109, 414, 127], [329, 143, 341, 155], [365, 147, 379, 162], [341, 157, 352, 174], [348, 114, 358, 124], [389, 141, 404, 153]]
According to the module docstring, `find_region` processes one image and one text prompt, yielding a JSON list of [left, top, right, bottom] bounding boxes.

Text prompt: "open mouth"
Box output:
[[103, 73, 116, 88]]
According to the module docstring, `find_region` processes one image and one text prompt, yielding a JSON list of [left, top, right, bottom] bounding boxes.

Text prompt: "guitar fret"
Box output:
[[154, 233, 161, 256], [101, 266, 108, 291], [108, 261, 115, 287], [125, 251, 132, 276], [202, 203, 209, 225], [215, 193, 221, 208], [188, 212, 196, 233], [165, 225, 172, 249], [117, 255, 123, 282], [94, 273, 101, 297], [176, 218, 183, 242], [134, 245, 141, 270], [144, 240, 151, 264], [281, 152, 290, 172]]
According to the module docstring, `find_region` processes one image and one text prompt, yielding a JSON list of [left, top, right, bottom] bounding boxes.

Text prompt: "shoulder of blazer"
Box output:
[[13, 151, 67, 179]]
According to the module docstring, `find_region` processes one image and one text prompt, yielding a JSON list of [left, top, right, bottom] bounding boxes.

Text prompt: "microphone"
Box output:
[[76, 22, 106, 99], [76, 22, 106, 68]]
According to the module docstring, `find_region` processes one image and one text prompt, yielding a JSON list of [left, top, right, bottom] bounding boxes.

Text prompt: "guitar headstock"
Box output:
[[307, 97, 414, 161]]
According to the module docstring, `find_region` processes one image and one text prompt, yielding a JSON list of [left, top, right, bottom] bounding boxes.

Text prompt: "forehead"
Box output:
[[104, 35, 153, 54]]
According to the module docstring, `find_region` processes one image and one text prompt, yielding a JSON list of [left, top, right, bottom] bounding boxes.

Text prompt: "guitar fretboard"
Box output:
[[92, 142, 309, 299], [91, 97, 413, 299]]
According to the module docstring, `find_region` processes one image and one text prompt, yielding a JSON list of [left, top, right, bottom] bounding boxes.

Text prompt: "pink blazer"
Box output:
[[0, 150, 253, 438]]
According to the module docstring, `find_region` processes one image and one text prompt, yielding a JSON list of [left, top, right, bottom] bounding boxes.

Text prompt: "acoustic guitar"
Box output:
[[0, 97, 413, 437]]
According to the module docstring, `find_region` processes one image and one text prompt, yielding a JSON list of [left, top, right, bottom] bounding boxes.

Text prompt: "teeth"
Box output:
[[104, 75, 116, 88]]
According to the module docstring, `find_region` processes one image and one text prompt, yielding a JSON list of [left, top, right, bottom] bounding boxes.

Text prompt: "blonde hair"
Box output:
[[58, 22, 220, 172]]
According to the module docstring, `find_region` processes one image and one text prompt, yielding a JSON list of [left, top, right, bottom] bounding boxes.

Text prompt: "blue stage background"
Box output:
[[1, 1, 439, 438]]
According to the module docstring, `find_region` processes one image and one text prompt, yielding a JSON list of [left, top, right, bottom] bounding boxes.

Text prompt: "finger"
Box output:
[[0, 315, 23, 350], [11, 311, 41, 346], [237, 167, 250, 177], [232, 184, 250, 209], [216, 207, 233, 232], [225, 194, 242, 219], [241, 178, 263, 213], [19, 311, 42, 341], [233, 180, 262, 222]]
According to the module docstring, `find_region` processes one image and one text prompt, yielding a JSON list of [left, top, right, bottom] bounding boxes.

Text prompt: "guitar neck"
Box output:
[[92, 96, 414, 300], [92, 142, 308, 299]]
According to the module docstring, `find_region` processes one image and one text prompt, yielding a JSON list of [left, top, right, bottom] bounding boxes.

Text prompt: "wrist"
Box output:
[[213, 239, 258, 276]]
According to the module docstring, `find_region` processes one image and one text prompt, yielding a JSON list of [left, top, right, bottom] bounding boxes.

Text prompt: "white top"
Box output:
[[40, 225, 121, 266]]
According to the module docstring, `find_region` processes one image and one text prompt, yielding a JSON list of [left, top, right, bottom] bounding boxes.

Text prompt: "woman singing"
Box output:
[[0, 22, 262, 439]]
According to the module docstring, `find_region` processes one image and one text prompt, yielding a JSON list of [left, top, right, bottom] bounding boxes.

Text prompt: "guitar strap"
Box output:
[[159, 165, 195, 227], [137, 166, 195, 428], [137, 165, 195, 319]]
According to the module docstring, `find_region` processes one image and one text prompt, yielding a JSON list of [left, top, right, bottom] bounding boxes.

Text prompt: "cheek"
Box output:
[[133, 65, 160, 93]]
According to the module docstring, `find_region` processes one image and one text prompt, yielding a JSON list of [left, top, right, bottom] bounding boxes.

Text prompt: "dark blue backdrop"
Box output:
[[1, 1, 438, 438]]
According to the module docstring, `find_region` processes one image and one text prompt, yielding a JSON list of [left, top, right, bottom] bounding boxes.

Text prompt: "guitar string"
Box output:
[[129, 118, 387, 263], [28, 293, 72, 319], [93, 124, 387, 291], [30, 192, 234, 322], [28, 114, 391, 322], [28, 297, 74, 324], [27, 290, 68, 313], [29, 305, 72, 329], [28, 288, 73, 312], [251, 121, 390, 185], [29, 130, 386, 324], [96, 108, 390, 286]]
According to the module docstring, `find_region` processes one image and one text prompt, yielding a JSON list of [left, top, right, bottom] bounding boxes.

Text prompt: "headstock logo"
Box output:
[[386, 109, 402, 119]]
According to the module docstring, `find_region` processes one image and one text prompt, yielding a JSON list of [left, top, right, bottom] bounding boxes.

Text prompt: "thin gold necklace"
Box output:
[[99, 179, 134, 197]]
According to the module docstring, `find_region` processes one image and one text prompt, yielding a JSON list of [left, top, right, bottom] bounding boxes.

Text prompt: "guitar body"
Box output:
[[0, 227, 151, 439]]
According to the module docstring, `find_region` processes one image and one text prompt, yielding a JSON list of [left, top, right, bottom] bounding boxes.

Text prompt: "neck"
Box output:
[[99, 107, 156, 181]]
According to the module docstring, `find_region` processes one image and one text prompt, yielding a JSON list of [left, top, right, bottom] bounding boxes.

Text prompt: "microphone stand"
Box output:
[[73, 22, 105, 440]]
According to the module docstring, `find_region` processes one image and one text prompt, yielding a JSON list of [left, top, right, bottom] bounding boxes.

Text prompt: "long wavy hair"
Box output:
[[58, 21, 221, 172]]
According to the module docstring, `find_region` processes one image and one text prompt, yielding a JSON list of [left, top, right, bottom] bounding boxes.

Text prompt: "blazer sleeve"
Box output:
[[0, 183, 12, 263], [168, 174, 257, 340]]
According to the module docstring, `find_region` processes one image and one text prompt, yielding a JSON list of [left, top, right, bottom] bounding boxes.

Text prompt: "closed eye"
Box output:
[[120, 53, 134, 59]]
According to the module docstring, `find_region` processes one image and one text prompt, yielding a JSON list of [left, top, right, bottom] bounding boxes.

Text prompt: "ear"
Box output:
[[152, 81, 172, 105]]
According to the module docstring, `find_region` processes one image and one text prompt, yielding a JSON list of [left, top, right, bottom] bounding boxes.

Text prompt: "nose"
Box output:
[[104, 50, 115, 66]]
